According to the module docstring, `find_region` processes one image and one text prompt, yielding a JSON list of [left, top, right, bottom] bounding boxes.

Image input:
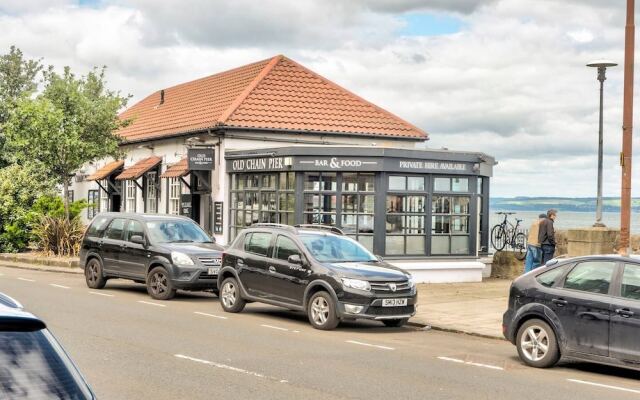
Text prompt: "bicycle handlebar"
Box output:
[[495, 212, 516, 215]]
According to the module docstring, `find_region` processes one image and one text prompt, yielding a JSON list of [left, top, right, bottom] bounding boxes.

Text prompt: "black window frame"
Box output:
[[273, 234, 302, 261], [244, 232, 273, 257], [561, 260, 618, 295], [103, 218, 127, 241]]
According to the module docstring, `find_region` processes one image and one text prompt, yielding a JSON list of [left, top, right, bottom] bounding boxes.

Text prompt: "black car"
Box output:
[[0, 292, 96, 399], [503, 255, 640, 370], [218, 224, 417, 330], [80, 213, 224, 300]]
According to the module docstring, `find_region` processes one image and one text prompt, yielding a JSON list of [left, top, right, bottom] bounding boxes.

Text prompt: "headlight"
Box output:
[[407, 276, 416, 288], [341, 278, 371, 291], [171, 251, 194, 266]]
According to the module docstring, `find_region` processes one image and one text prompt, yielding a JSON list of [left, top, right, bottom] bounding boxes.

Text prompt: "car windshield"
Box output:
[[146, 219, 213, 243], [299, 234, 377, 263], [0, 329, 93, 399]]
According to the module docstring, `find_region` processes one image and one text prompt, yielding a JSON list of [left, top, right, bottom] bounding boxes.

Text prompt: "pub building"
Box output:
[[71, 55, 495, 282]]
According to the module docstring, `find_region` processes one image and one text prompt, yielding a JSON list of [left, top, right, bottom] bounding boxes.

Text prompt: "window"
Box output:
[[563, 261, 616, 294], [622, 264, 640, 300], [304, 172, 336, 226], [341, 173, 375, 251], [146, 171, 158, 213], [86, 216, 109, 237], [100, 180, 109, 212], [168, 178, 181, 215], [244, 232, 272, 256], [104, 218, 126, 240], [66, 190, 74, 203], [431, 196, 470, 255], [126, 220, 145, 242], [386, 194, 426, 255], [434, 177, 469, 193], [275, 235, 301, 261], [87, 190, 99, 219], [536, 264, 570, 287], [125, 180, 136, 212]]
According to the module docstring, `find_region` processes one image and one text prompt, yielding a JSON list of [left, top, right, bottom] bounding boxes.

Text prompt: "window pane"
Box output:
[[404, 196, 425, 213], [261, 192, 276, 211], [105, 218, 126, 240], [342, 173, 358, 191], [536, 264, 570, 287], [342, 195, 358, 213], [431, 236, 450, 254], [360, 195, 375, 214], [247, 232, 272, 256], [321, 172, 337, 191], [434, 178, 451, 192], [386, 236, 404, 255], [451, 216, 469, 233], [452, 178, 469, 192], [275, 235, 300, 261], [126, 220, 145, 241], [622, 264, 640, 300], [359, 173, 375, 192], [358, 215, 375, 233], [452, 197, 470, 214], [432, 216, 451, 234], [564, 261, 616, 294], [386, 195, 402, 213], [358, 235, 373, 251], [261, 174, 276, 189], [304, 173, 320, 191], [451, 236, 469, 254], [432, 196, 450, 214], [87, 216, 109, 237], [407, 176, 425, 191], [406, 236, 425, 254], [388, 176, 406, 191], [477, 177, 484, 194], [341, 214, 358, 234]]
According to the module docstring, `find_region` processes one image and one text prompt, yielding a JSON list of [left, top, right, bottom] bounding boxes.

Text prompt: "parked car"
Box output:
[[0, 291, 96, 399], [218, 224, 417, 330], [80, 213, 224, 300], [503, 255, 640, 370]]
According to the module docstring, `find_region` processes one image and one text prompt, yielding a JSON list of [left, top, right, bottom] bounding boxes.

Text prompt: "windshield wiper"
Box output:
[[168, 239, 194, 243]]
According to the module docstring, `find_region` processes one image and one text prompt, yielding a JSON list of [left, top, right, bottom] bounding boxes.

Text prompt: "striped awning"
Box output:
[[160, 158, 189, 178], [115, 156, 162, 181], [87, 160, 124, 181]]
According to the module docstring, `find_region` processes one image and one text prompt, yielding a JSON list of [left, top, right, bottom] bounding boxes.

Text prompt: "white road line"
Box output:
[[50, 284, 70, 289], [260, 324, 299, 333], [174, 354, 288, 383], [437, 356, 504, 371], [568, 379, 640, 394], [88, 291, 114, 297], [17, 277, 35, 282], [346, 340, 395, 351], [138, 300, 166, 307], [194, 311, 227, 320]]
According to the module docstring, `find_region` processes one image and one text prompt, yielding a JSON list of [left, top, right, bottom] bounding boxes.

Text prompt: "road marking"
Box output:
[[437, 356, 504, 371], [174, 354, 288, 383], [88, 291, 114, 297], [260, 324, 299, 333], [17, 277, 35, 282], [138, 300, 166, 307], [567, 379, 640, 394], [194, 311, 227, 320], [50, 284, 70, 289], [346, 340, 395, 351]]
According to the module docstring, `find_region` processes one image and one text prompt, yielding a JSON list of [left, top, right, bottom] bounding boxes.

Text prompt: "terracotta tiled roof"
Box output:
[[87, 160, 124, 181], [117, 55, 427, 142], [115, 156, 162, 181], [160, 159, 189, 178]]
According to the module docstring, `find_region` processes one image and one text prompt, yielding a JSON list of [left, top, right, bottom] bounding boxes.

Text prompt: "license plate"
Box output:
[[207, 267, 220, 275], [382, 298, 408, 307]]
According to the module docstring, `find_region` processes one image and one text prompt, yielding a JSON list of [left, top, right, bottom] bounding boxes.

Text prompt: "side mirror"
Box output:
[[131, 235, 146, 245], [288, 254, 303, 265]]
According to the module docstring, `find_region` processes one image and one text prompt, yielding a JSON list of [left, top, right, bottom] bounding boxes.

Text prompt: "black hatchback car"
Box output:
[[80, 213, 224, 300], [218, 224, 417, 330], [0, 292, 95, 399], [503, 255, 640, 370]]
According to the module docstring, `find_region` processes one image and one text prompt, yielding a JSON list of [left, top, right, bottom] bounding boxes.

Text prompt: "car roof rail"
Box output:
[[294, 224, 344, 235], [0, 292, 23, 309], [251, 223, 297, 232]]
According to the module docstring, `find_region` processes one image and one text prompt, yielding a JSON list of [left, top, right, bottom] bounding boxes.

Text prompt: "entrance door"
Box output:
[[610, 262, 640, 362]]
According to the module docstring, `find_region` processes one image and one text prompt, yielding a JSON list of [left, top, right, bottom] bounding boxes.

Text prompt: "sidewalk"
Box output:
[[413, 278, 511, 339]]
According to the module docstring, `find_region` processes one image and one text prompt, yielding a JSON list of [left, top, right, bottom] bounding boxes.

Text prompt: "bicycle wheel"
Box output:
[[514, 232, 527, 260], [491, 225, 507, 251]]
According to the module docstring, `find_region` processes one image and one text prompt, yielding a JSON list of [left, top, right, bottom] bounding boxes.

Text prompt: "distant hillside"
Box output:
[[490, 197, 640, 212]]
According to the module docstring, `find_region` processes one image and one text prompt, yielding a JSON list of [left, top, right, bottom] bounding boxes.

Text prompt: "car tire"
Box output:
[[382, 318, 409, 328], [516, 319, 560, 368], [307, 291, 340, 330], [146, 266, 176, 300], [219, 277, 246, 313], [85, 258, 107, 289]]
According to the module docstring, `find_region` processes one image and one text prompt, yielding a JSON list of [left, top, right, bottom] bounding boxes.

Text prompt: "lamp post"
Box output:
[[587, 59, 617, 227]]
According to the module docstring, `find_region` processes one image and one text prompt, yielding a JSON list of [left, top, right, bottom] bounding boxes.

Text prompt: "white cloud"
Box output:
[[567, 28, 594, 43]]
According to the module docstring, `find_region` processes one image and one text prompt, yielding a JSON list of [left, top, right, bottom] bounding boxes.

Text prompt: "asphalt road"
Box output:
[[1, 266, 640, 400]]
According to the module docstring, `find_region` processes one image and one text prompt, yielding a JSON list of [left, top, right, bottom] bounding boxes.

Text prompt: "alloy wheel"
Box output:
[[221, 282, 237, 308], [311, 296, 329, 326], [520, 325, 549, 362], [150, 272, 168, 295], [87, 261, 99, 284]]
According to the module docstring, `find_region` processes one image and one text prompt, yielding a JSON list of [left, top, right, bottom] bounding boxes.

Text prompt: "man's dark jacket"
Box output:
[[538, 218, 556, 246]]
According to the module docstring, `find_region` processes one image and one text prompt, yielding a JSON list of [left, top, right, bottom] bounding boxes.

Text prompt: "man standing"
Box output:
[[524, 213, 547, 273], [539, 209, 558, 265]]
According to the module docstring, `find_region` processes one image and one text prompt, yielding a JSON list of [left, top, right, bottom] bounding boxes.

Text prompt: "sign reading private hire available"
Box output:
[[397, 160, 468, 172], [188, 148, 215, 170]]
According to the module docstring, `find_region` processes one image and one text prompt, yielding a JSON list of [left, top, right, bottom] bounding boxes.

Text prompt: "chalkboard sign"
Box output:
[[213, 202, 223, 234], [180, 194, 192, 216]]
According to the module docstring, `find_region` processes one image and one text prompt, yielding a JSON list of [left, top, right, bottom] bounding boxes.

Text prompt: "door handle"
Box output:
[[552, 298, 568, 307], [268, 266, 276, 273], [615, 308, 635, 318]]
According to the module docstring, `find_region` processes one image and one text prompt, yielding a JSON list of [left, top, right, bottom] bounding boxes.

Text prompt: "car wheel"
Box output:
[[219, 277, 246, 313], [516, 319, 560, 368], [85, 258, 107, 289], [382, 318, 409, 328], [307, 291, 339, 330], [146, 267, 176, 300]]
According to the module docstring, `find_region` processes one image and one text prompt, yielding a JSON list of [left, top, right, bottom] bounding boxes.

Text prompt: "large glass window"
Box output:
[[146, 171, 158, 213], [99, 180, 109, 212], [304, 172, 337, 226], [563, 261, 616, 294], [385, 175, 427, 255], [341, 173, 375, 251], [125, 180, 136, 212], [168, 178, 181, 215], [431, 196, 470, 255], [87, 190, 99, 219]]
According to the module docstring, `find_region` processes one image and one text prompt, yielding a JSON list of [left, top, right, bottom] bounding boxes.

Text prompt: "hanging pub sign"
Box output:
[[213, 202, 224, 234], [180, 194, 193, 216], [188, 148, 215, 170]]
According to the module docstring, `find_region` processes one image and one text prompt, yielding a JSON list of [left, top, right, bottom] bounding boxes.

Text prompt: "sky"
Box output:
[[0, 0, 636, 198]]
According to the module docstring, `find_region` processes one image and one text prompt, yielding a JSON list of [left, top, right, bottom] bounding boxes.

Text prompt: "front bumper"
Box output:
[[171, 267, 219, 291], [336, 288, 418, 320]]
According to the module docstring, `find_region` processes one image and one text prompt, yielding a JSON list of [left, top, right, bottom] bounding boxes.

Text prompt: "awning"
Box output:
[[87, 160, 124, 181], [115, 156, 162, 181], [160, 158, 189, 178]]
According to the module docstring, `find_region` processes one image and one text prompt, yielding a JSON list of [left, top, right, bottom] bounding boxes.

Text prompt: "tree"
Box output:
[[0, 46, 43, 167], [4, 66, 130, 219]]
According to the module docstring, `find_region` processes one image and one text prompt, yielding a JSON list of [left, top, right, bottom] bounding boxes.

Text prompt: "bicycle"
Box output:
[[491, 212, 527, 260]]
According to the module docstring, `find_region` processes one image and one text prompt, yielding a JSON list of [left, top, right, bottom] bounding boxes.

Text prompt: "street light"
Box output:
[[587, 59, 617, 227]]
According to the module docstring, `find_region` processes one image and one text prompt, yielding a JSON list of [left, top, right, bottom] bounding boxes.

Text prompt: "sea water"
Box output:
[[489, 210, 640, 233]]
